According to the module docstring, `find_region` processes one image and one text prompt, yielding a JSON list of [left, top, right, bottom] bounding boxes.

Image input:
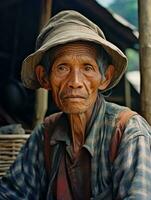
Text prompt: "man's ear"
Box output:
[[99, 65, 115, 90], [35, 65, 51, 90]]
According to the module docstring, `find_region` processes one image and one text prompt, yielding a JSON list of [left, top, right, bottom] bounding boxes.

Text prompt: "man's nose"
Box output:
[[67, 69, 83, 89]]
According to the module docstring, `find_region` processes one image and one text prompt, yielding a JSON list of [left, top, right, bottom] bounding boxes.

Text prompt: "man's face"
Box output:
[[49, 42, 103, 114]]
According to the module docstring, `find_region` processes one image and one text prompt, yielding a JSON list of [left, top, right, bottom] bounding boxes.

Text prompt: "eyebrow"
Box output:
[[54, 54, 97, 63]]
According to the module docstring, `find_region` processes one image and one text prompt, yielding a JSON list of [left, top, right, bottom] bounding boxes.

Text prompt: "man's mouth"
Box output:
[[63, 95, 87, 99]]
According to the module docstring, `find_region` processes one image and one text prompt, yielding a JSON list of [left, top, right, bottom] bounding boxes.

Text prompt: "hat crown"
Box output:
[[36, 10, 106, 50]]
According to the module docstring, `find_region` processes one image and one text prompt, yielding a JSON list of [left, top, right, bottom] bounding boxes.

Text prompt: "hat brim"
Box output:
[[21, 24, 127, 92]]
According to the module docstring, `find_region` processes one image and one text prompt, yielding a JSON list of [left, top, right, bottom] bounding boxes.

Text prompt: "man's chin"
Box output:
[[60, 105, 88, 114], [57, 99, 95, 114]]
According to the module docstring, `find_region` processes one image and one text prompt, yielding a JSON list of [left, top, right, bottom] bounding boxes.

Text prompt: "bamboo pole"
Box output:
[[33, 0, 52, 126], [138, 0, 151, 124], [39, 0, 52, 29]]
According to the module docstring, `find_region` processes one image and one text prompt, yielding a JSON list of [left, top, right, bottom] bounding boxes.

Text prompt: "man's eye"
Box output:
[[57, 65, 69, 72], [84, 65, 94, 71]]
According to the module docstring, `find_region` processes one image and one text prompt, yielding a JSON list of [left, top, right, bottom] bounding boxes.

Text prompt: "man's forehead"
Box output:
[[53, 43, 98, 59], [47, 41, 101, 61]]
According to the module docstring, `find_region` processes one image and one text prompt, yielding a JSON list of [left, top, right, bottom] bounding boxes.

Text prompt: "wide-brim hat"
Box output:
[[21, 10, 127, 92]]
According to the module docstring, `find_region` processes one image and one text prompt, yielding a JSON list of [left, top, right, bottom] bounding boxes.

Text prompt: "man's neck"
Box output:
[[68, 106, 94, 157]]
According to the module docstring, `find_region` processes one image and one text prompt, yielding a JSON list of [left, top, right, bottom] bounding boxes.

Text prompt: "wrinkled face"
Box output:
[[49, 43, 102, 114]]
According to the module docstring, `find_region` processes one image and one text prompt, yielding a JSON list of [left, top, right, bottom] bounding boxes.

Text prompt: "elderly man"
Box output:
[[0, 10, 151, 200]]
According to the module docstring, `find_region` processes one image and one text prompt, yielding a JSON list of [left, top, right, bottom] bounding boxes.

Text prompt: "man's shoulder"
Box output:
[[124, 114, 151, 140], [44, 112, 63, 126], [105, 101, 129, 119], [105, 101, 151, 130], [28, 123, 45, 145]]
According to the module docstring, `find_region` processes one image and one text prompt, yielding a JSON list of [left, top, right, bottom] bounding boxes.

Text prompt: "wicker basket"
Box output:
[[0, 134, 30, 177]]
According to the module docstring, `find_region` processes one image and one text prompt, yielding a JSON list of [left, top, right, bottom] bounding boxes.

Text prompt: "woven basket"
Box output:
[[0, 134, 30, 177]]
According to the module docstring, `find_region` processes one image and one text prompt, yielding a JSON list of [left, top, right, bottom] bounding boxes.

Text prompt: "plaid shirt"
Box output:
[[0, 97, 151, 200]]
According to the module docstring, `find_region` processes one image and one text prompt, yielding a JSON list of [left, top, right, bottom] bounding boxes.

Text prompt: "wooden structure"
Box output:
[[0, 134, 30, 176], [138, 0, 151, 124], [34, 0, 52, 126]]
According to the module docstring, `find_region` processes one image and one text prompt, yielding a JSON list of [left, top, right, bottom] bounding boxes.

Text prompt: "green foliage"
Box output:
[[109, 0, 138, 27], [126, 48, 139, 71]]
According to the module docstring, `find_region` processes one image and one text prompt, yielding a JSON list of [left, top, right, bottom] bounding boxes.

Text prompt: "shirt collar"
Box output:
[[49, 93, 106, 157]]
